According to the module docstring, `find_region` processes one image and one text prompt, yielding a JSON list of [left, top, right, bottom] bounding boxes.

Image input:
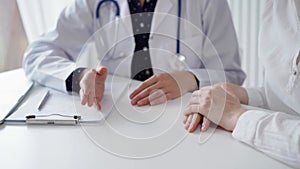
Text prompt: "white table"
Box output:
[[0, 69, 291, 169]]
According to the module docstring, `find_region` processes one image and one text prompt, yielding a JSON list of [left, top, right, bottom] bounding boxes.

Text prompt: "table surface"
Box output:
[[0, 69, 291, 169]]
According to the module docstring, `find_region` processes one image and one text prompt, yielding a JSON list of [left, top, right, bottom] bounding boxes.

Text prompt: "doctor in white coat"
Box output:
[[23, 0, 245, 110]]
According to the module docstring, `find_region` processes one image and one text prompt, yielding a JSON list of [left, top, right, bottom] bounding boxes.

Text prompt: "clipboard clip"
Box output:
[[25, 114, 81, 125]]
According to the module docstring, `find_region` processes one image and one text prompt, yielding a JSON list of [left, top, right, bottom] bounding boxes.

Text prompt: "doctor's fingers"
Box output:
[[95, 83, 105, 100], [80, 88, 90, 105], [149, 90, 168, 106], [87, 93, 94, 107], [93, 97, 101, 111], [129, 75, 159, 99], [93, 94, 103, 110], [95, 66, 108, 77], [80, 89, 86, 105], [135, 90, 169, 106], [130, 83, 162, 105], [94, 69, 108, 84]]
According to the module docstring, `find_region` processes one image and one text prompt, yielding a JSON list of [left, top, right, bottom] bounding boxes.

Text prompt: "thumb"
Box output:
[[96, 66, 108, 80]]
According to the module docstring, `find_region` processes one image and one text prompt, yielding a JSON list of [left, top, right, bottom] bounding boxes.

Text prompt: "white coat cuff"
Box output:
[[246, 88, 265, 107], [39, 64, 76, 93], [232, 110, 270, 144]]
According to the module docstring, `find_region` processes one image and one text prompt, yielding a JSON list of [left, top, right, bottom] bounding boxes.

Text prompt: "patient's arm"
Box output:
[[232, 110, 300, 168]]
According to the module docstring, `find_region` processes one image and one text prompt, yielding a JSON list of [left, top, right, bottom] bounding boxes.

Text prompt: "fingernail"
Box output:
[[131, 100, 136, 105]]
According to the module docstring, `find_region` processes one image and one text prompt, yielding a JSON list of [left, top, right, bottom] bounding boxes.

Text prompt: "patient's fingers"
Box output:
[[183, 115, 188, 124], [188, 114, 201, 133], [201, 117, 211, 132], [185, 115, 193, 130]]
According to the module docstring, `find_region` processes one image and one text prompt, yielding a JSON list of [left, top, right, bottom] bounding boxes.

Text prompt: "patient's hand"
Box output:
[[129, 71, 198, 106], [184, 85, 247, 132], [217, 83, 249, 105], [183, 113, 211, 133]]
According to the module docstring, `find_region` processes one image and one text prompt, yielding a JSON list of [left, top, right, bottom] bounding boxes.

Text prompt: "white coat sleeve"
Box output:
[[23, 0, 94, 92], [246, 87, 268, 108], [191, 0, 246, 87], [232, 110, 300, 168]]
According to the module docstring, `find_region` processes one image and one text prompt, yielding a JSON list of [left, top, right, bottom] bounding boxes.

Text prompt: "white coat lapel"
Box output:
[[151, 0, 174, 33], [294, 0, 300, 22], [118, 0, 134, 37]]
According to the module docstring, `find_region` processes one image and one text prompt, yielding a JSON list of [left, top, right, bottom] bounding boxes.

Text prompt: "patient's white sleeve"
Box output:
[[232, 110, 300, 168], [245, 87, 268, 108]]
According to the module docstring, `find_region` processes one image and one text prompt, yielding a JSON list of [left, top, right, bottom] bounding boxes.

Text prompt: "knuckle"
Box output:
[[139, 83, 147, 90], [154, 74, 160, 79], [200, 100, 209, 109], [166, 94, 172, 100], [146, 87, 152, 94]]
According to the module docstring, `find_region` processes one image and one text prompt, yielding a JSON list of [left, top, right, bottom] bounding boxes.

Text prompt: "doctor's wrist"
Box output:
[[183, 71, 199, 92], [79, 68, 89, 82], [65, 68, 87, 93]]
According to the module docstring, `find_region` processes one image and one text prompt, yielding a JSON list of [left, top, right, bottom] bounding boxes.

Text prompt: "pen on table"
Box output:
[[37, 90, 50, 111]]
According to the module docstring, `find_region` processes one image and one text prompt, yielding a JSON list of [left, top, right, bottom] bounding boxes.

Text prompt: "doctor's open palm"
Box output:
[[79, 67, 108, 110]]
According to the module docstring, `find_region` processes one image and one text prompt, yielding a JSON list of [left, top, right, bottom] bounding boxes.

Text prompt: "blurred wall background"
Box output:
[[228, 0, 264, 87], [0, 0, 27, 72], [0, 0, 264, 88]]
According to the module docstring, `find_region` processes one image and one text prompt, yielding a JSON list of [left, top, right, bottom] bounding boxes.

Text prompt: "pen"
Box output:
[[26, 119, 79, 125], [25, 114, 81, 125], [37, 90, 50, 111]]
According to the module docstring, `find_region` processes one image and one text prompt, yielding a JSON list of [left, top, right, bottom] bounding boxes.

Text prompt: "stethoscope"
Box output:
[[95, 0, 187, 70]]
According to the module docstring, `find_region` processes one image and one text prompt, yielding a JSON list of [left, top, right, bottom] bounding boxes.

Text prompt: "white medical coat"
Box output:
[[23, 0, 245, 92]]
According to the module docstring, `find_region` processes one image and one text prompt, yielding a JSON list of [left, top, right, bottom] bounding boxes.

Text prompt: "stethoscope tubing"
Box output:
[[95, 0, 183, 59]]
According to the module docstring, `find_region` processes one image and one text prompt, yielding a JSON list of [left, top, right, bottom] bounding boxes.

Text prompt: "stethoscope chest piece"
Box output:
[[169, 54, 187, 71], [177, 54, 186, 62]]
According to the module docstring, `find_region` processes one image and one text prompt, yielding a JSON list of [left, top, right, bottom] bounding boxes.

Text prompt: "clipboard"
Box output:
[[0, 69, 34, 125], [5, 80, 129, 125]]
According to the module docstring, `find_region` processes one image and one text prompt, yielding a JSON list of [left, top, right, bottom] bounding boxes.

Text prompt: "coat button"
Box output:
[[293, 69, 297, 76]]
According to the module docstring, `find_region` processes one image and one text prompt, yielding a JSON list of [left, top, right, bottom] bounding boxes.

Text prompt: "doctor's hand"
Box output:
[[184, 85, 247, 132], [130, 71, 198, 106], [79, 66, 108, 110]]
